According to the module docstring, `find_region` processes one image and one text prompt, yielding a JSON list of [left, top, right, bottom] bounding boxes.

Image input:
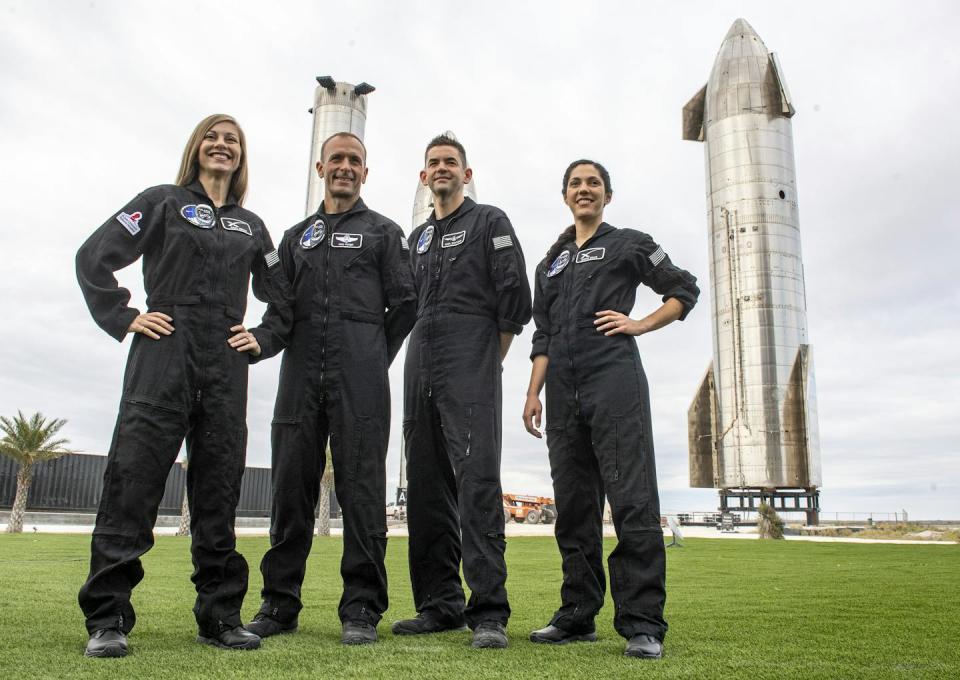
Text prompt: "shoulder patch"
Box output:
[[400, 235, 410, 251], [492, 234, 513, 250], [116, 211, 142, 236], [576, 247, 605, 264], [221, 217, 252, 236], [441, 230, 466, 248], [265, 249, 280, 268], [649, 245, 666, 267]]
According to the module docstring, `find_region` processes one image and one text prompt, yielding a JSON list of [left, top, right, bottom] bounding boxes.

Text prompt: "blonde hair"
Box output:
[[175, 114, 249, 205]]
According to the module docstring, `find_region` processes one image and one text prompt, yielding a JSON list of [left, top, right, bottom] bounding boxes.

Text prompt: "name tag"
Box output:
[[331, 233, 363, 248], [221, 217, 252, 236], [576, 247, 605, 263], [441, 230, 466, 248]]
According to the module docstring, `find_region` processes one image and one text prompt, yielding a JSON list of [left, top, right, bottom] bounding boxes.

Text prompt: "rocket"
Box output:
[[684, 19, 821, 493], [305, 76, 375, 217], [411, 130, 478, 227]]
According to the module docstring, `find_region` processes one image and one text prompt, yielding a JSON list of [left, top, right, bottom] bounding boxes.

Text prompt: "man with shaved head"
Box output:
[[245, 132, 416, 645]]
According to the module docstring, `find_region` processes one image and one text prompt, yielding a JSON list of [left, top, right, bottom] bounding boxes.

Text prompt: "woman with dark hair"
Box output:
[[522, 160, 699, 659], [76, 114, 286, 657]]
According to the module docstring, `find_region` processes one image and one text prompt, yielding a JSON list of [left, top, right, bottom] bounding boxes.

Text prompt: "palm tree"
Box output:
[[316, 444, 334, 536], [0, 411, 71, 533]]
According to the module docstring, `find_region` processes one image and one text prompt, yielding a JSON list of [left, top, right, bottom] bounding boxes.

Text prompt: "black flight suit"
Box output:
[[249, 199, 416, 626], [530, 223, 699, 642], [404, 197, 532, 628], [76, 182, 286, 636]]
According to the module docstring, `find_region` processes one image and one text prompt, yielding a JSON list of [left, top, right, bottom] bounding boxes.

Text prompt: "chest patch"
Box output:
[[547, 250, 570, 277], [116, 211, 142, 236], [181, 204, 215, 228], [300, 220, 325, 249], [417, 225, 435, 254], [221, 217, 252, 236], [331, 232, 363, 248], [576, 247, 605, 263], [441, 230, 466, 248]]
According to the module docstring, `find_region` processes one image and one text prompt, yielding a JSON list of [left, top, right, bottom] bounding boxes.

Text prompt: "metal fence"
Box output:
[[0, 453, 338, 518]]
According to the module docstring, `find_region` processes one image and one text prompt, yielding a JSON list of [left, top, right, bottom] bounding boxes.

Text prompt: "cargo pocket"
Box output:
[[603, 415, 649, 509], [461, 476, 506, 594], [492, 249, 520, 292], [460, 403, 497, 475], [122, 331, 182, 403], [350, 417, 384, 503]]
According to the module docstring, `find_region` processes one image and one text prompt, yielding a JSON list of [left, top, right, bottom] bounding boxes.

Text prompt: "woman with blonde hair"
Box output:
[[76, 114, 286, 657]]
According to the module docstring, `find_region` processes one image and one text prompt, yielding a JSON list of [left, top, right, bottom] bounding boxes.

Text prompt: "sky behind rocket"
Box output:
[[1, 0, 958, 519]]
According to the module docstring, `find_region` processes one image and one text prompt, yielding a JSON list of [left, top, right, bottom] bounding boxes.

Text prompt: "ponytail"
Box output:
[[543, 224, 576, 267]]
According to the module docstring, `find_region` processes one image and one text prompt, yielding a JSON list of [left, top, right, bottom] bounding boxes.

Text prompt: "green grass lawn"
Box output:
[[0, 534, 956, 679]]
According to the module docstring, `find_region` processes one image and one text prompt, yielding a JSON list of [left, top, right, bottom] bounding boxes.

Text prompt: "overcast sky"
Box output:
[[1, 1, 957, 520]]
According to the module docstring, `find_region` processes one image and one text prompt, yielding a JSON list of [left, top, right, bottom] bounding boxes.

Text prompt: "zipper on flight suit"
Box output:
[[318, 233, 333, 400], [425, 214, 461, 399], [198, 203, 223, 405]]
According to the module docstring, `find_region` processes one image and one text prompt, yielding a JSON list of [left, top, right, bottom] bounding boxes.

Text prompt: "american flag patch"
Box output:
[[649, 246, 665, 267], [400, 236, 410, 251], [265, 250, 280, 268], [492, 234, 513, 250]]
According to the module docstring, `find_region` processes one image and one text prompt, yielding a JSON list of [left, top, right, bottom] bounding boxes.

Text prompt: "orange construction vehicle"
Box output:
[[502, 493, 557, 524]]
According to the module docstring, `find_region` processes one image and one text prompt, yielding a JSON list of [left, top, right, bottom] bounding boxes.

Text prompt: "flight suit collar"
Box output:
[[428, 195, 476, 226], [317, 197, 368, 220], [577, 222, 615, 250], [184, 180, 239, 209]]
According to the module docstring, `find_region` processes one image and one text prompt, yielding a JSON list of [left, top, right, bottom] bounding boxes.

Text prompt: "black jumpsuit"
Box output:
[[530, 223, 699, 642], [76, 181, 286, 636], [250, 199, 416, 626], [404, 197, 532, 628]]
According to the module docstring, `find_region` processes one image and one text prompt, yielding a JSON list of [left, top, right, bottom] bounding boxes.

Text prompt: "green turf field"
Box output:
[[0, 534, 956, 679]]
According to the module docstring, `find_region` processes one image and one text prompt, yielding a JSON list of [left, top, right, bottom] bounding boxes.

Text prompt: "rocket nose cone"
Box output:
[[724, 17, 759, 40]]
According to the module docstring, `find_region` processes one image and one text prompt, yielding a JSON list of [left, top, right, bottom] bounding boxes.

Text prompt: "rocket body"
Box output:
[[685, 19, 821, 490]]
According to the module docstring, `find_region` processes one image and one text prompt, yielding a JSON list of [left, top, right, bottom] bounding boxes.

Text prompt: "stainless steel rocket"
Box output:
[[684, 19, 821, 495], [305, 76, 375, 216]]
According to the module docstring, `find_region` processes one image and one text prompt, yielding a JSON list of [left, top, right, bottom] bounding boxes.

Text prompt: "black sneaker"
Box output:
[[84, 628, 128, 658], [624, 634, 663, 659], [341, 620, 378, 645], [471, 621, 507, 649], [391, 613, 468, 635], [245, 612, 299, 638], [197, 624, 261, 650], [529, 624, 597, 644]]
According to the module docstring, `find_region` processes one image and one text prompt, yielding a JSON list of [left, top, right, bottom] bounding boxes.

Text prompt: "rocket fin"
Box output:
[[688, 362, 717, 487], [682, 84, 707, 141], [768, 53, 796, 117], [782, 345, 821, 487]]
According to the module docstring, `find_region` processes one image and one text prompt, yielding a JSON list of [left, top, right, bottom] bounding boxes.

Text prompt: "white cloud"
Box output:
[[2, 0, 958, 520]]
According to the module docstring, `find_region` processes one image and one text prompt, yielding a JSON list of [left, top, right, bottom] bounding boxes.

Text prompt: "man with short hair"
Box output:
[[245, 132, 416, 645], [394, 135, 532, 649]]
